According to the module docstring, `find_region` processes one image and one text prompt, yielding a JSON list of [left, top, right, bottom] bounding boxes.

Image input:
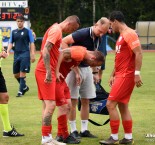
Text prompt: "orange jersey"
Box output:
[[115, 28, 141, 77], [59, 46, 87, 79], [70, 46, 87, 61], [36, 23, 62, 72]]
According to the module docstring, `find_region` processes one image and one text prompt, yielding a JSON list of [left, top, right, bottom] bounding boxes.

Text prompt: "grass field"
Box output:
[[0, 51, 155, 145]]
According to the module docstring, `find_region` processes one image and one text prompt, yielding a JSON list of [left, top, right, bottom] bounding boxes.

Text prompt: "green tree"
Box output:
[[29, 0, 155, 36]]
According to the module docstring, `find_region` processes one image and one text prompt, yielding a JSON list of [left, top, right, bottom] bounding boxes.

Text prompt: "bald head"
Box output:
[[93, 17, 110, 37], [61, 15, 80, 34], [97, 17, 109, 25], [64, 15, 80, 25]]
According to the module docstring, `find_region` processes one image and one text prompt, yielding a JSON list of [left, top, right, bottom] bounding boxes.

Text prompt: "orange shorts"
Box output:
[[108, 77, 135, 104], [55, 81, 70, 106], [35, 70, 56, 100]]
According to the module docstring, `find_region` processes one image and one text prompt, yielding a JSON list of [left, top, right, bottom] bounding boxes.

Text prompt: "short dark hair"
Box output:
[[65, 15, 80, 25], [94, 50, 105, 64], [109, 11, 124, 22], [16, 15, 25, 21]]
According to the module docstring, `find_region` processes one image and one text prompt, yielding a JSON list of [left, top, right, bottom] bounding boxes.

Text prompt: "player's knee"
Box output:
[[81, 99, 89, 106], [47, 102, 56, 114], [66, 103, 71, 113], [71, 99, 78, 107], [0, 93, 9, 104], [14, 74, 19, 79], [71, 103, 77, 111], [48, 108, 55, 115], [66, 101, 72, 111], [58, 104, 70, 115], [106, 101, 116, 111]]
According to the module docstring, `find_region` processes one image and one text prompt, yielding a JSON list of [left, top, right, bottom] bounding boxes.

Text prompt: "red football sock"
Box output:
[[122, 120, 132, 133], [57, 118, 62, 136], [58, 115, 69, 139], [42, 125, 52, 136], [110, 120, 120, 134]]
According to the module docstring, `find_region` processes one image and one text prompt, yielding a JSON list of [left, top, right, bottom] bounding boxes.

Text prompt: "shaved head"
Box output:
[[97, 17, 109, 25], [61, 15, 80, 34], [93, 17, 110, 37], [64, 15, 80, 25]]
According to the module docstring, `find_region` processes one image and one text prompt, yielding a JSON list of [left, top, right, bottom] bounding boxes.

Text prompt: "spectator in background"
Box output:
[[7, 15, 36, 97], [99, 11, 143, 145], [0, 30, 24, 137]]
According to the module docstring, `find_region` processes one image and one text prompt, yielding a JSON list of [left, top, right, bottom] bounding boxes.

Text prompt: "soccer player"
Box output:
[[0, 31, 24, 137], [99, 11, 143, 145], [7, 15, 36, 97], [55, 46, 105, 144], [61, 17, 110, 138], [35, 15, 80, 145]]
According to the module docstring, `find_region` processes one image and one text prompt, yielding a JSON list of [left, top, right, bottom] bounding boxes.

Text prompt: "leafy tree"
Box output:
[[28, 0, 155, 37]]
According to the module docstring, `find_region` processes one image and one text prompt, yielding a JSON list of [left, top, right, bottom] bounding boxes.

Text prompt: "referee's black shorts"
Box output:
[[0, 68, 7, 92]]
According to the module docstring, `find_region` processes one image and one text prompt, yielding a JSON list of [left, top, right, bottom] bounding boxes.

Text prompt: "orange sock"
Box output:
[[42, 125, 52, 136], [110, 120, 120, 134], [122, 120, 132, 133], [58, 115, 69, 139]]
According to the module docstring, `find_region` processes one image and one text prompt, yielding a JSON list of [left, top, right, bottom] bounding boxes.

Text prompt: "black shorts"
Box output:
[[0, 68, 7, 92]]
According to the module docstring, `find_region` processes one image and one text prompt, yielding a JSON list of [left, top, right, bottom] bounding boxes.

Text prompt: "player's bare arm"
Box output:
[[0, 47, 7, 58], [63, 49, 71, 61], [30, 42, 36, 63], [133, 46, 143, 71], [6, 43, 13, 56], [72, 66, 81, 86], [109, 68, 115, 87], [43, 41, 53, 83], [0, 51, 8, 58], [61, 34, 75, 49], [56, 48, 71, 81], [132, 46, 143, 87]]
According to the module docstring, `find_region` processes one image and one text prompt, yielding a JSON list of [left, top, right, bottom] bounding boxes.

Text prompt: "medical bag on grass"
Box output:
[[78, 83, 110, 126]]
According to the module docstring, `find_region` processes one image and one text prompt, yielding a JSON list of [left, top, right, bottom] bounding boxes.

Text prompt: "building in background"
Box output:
[[136, 21, 155, 50], [0, 0, 30, 48]]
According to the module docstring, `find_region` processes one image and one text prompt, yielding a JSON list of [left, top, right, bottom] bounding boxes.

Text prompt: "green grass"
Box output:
[[0, 51, 155, 145]]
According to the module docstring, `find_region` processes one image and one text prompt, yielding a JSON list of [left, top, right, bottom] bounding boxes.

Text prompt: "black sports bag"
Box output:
[[78, 83, 110, 126]]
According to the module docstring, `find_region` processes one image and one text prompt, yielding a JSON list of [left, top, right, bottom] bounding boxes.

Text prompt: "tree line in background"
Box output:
[[29, 0, 155, 37]]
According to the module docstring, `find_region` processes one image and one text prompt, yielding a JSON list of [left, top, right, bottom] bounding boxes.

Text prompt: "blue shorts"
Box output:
[[13, 55, 30, 74]]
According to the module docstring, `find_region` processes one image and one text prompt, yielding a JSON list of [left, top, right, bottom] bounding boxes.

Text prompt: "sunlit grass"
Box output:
[[0, 51, 155, 145]]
